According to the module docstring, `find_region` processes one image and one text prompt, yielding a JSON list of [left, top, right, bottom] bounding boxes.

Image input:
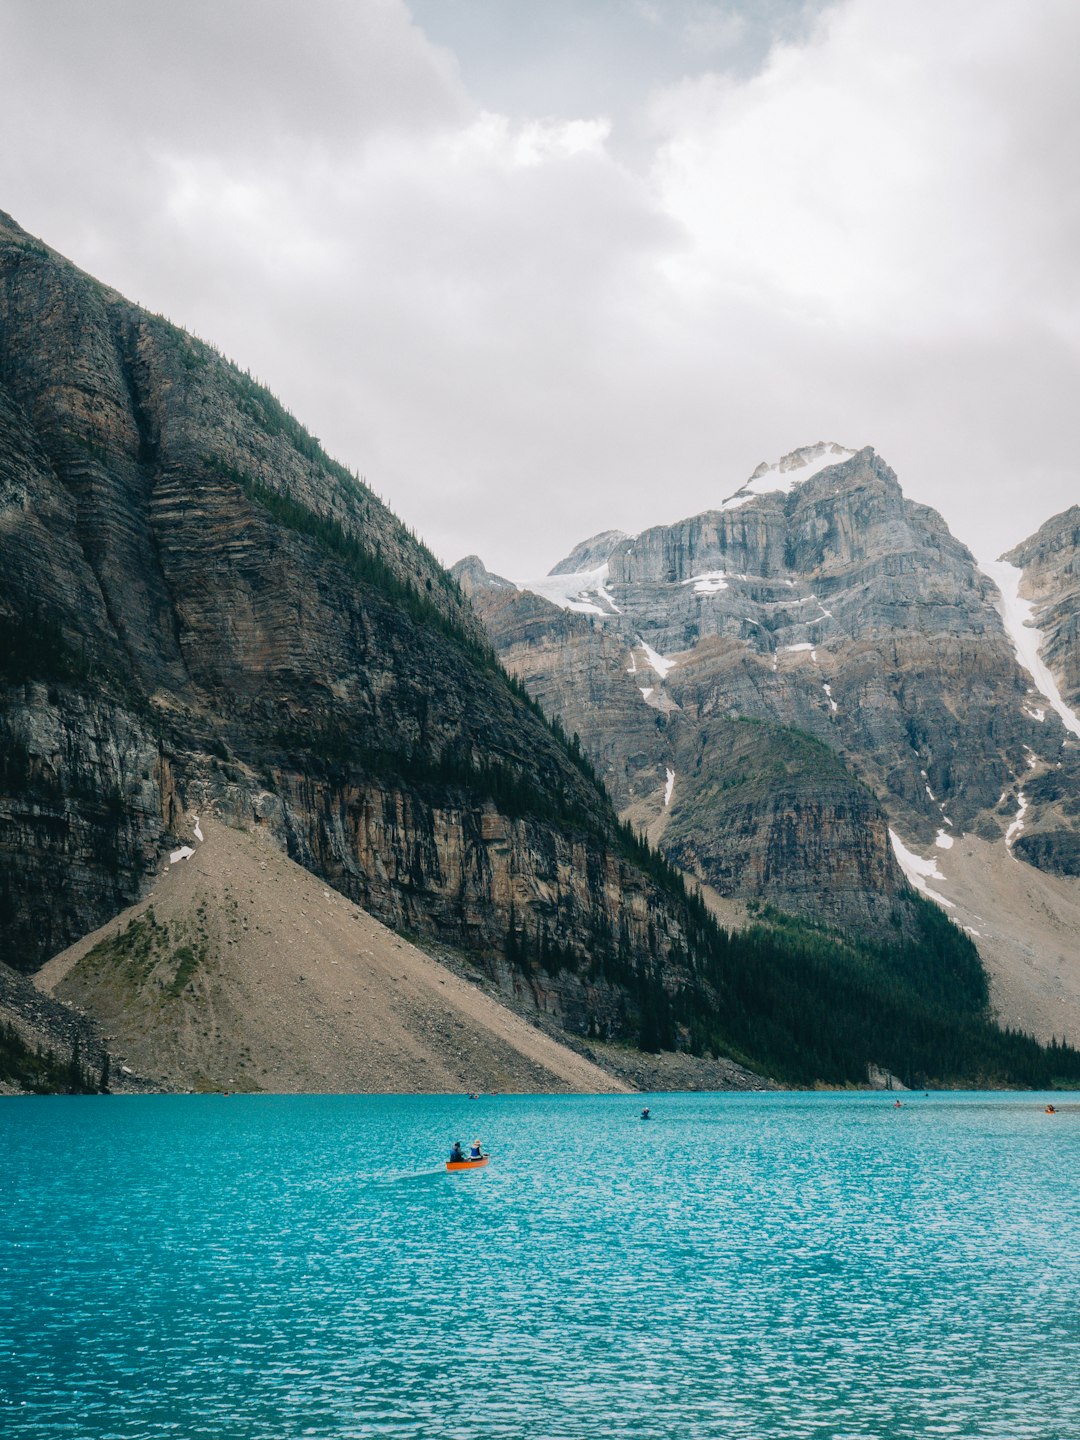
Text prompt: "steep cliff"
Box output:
[[1005, 507, 1080, 717], [0, 209, 703, 1030], [994, 509, 1080, 876], [456, 444, 1078, 947]]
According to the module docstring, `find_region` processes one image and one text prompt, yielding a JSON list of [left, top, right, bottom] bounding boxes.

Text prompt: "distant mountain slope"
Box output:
[[993, 508, 1080, 878], [1005, 506, 1080, 716], [456, 446, 1080, 1047], [458, 446, 1056, 917]]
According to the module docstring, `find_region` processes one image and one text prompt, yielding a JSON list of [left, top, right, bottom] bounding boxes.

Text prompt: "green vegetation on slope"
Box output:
[[656, 893, 1080, 1088], [207, 455, 490, 668], [503, 814, 1080, 1086], [73, 908, 209, 1004], [0, 1022, 105, 1094]]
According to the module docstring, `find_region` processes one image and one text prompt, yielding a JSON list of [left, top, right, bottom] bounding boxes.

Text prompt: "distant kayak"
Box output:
[[446, 1155, 489, 1171]]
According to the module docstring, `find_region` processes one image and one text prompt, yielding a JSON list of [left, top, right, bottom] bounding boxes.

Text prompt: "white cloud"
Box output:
[[649, 0, 1080, 336], [0, 0, 1077, 574]]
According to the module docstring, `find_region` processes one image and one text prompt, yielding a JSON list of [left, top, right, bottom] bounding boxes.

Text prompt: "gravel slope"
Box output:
[[36, 819, 629, 1095]]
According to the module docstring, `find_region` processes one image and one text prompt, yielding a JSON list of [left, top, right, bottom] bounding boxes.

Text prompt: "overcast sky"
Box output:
[[1, 0, 1077, 576]]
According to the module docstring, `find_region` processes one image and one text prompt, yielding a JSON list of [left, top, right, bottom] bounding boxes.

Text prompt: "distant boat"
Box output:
[[446, 1155, 489, 1172]]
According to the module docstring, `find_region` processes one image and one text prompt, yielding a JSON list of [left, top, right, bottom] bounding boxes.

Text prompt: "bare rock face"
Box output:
[[458, 445, 1068, 932], [0, 211, 709, 1040], [1006, 507, 1080, 714], [549, 530, 629, 575], [998, 508, 1080, 875], [450, 554, 516, 598], [663, 718, 903, 935]]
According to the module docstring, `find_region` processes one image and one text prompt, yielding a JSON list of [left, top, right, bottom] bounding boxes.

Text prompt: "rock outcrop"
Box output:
[[458, 445, 1074, 936], [1006, 507, 1080, 716], [0, 210, 711, 1050]]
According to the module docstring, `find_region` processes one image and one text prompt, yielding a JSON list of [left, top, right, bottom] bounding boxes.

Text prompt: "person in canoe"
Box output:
[[449, 1140, 465, 1163], [469, 1139, 484, 1159]]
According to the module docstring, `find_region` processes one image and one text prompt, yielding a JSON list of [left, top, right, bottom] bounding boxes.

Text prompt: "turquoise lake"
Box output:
[[1, 1091, 1078, 1438]]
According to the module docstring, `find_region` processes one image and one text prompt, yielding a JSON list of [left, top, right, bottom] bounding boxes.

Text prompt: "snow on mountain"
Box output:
[[888, 830, 954, 908], [548, 530, 630, 576], [979, 558, 1080, 739], [517, 562, 621, 615], [720, 441, 857, 512], [639, 640, 677, 678]]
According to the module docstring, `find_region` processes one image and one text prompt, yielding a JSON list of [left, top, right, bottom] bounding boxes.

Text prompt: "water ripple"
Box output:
[[1, 1092, 1078, 1438]]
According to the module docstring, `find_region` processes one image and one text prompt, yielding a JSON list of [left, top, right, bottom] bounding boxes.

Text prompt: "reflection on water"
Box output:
[[1, 1091, 1077, 1439]]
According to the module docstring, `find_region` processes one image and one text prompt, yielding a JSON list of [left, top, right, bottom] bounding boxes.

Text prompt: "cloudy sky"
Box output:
[[1, 0, 1077, 576]]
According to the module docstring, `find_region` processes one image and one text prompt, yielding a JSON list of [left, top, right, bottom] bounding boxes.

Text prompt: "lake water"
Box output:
[[1, 1091, 1077, 1439]]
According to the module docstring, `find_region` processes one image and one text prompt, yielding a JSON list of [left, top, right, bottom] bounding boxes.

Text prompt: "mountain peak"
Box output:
[[549, 529, 630, 576], [449, 553, 515, 597], [724, 441, 859, 511]]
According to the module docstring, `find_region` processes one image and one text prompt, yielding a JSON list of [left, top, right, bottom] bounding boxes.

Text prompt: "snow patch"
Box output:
[[781, 642, 815, 654], [823, 682, 838, 712], [640, 640, 677, 678], [170, 846, 196, 865], [979, 558, 1080, 738], [517, 561, 620, 617], [935, 830, 954, 849], [664, 768, 675, 808], [1005, 791, 1028, 851], [640, 686, 654, 701], [595, 578, 622, 613], [683, 570, 729, 594], [888, 829, 955, 908], [193, 818, 204, 843], [720, 442, 857, 510]]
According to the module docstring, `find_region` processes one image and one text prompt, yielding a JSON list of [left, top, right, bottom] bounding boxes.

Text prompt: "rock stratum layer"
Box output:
[[36, 820, 631, 1094], [457, 445, 1080, 1043], [1007, 507, 1080, 714], [0, 210, 719, 1058]]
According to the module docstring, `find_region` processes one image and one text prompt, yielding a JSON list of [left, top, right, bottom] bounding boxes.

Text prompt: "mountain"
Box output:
[[991, 509, 1080, 876], [1005, 506, 1080, 713], [0, 208, 731, 1075], [456, 445, 1080, 1047], [2, 214, 1077, 1090], [35, 819, 629, 1094]]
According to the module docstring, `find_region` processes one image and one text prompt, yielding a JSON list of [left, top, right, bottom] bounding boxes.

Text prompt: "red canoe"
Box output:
[[446, 1155, 490, 1171]]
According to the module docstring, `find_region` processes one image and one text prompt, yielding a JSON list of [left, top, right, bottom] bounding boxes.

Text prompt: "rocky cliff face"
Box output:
[[1006, 508, 1080, 714], [457, 445, 1074, 933], [996, 509, 1080, 876], [0, 210, 712, 1047]]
